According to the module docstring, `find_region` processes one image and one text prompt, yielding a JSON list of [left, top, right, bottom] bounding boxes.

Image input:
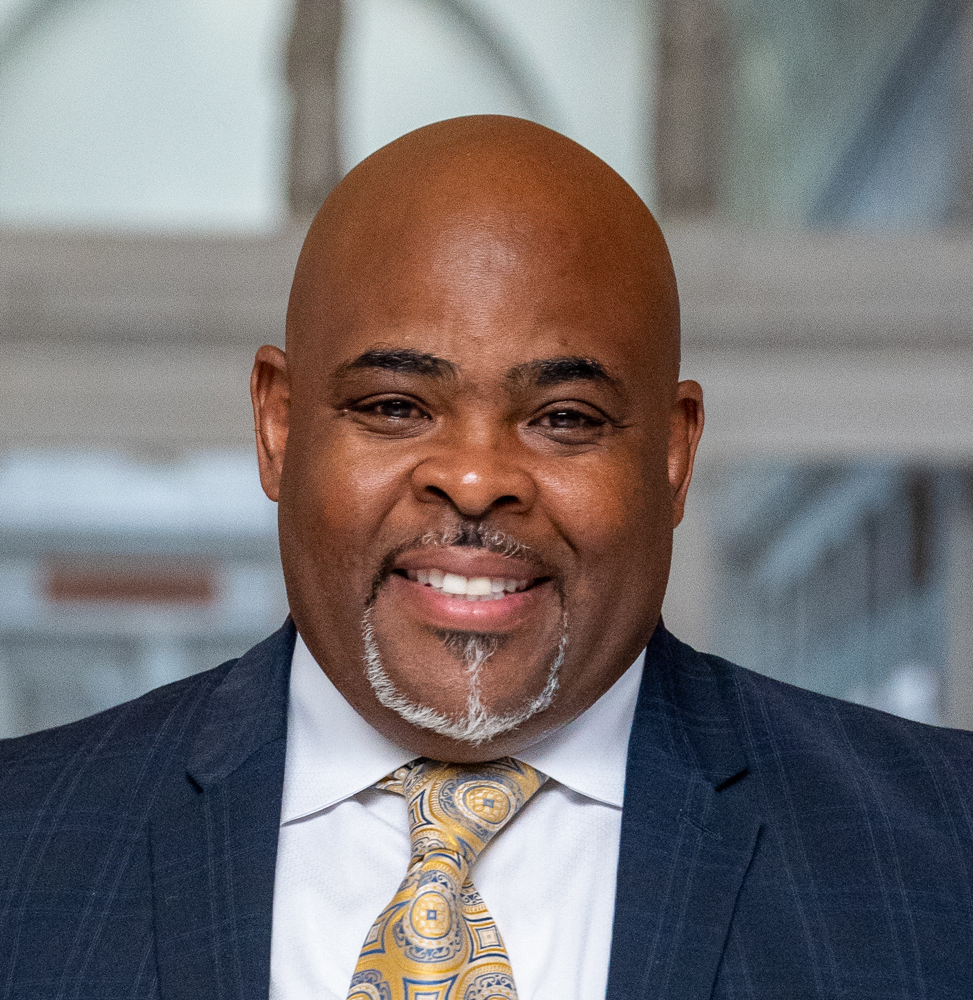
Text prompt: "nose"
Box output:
[[410, 430, 537, 518]]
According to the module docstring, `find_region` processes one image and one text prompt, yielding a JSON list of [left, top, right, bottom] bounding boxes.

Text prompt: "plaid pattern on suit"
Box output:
[[2, 618, 972, 999]]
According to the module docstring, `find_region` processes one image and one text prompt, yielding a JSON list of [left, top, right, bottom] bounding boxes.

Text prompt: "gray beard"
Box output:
[[362, 605, 567, 746]]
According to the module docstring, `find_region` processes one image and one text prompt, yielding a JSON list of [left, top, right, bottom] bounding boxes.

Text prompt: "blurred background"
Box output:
[[1, 0, 971, 737]]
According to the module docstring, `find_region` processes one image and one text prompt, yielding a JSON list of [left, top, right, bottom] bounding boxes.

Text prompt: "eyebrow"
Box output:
[[508, 356, 619, 388], [334, 348, 617, 389], [334, 348, 458, 380]]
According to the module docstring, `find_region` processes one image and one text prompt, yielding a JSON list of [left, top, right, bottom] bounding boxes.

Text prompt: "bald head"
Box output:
[[253, 115, 702, 760], [286, 115, 679, 385]]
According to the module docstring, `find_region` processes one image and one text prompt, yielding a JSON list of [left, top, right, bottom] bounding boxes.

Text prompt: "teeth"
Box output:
[[404, 569, 531, 600], [441, 573, 467, 595]]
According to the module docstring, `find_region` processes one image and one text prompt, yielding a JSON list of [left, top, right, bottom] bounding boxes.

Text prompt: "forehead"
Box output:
[[291, 209, 672, 385]]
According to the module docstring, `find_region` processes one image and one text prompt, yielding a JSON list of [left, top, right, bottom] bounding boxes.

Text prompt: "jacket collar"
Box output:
[[630, 622, 750, 788], [185, 618, 296, 789], [153, 617, 760, 1000], [606, 623, 762, 1000], [152, 618, 296, 1000]]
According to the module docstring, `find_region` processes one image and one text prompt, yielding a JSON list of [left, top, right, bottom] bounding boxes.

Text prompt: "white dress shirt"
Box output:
[[269, 635, 643, 1000]]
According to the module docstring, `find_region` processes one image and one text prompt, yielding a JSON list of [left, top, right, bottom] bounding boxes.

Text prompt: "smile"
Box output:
[[403, 568, 531, 601], [384, 546, 551, 630]]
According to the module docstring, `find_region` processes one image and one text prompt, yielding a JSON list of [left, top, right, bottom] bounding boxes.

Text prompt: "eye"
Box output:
[[348, 395, 431, 431], [370, 398, 426, 420], [529, 405, 610, 443], [541, 409, 602, 429]]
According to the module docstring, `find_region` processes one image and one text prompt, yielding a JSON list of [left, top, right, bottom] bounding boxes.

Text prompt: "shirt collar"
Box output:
[[280, 634, 643, 824], [280, 635, 411, 824], [517, 650, 643, 808]]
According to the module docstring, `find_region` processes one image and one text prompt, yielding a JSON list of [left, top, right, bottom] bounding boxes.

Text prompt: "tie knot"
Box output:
[[382, 757, 546, 870]]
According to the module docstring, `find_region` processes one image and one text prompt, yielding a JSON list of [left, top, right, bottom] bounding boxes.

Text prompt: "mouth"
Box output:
[[399, 567, 532, 601], [380, 546, 555, 630], [364, 535, 568, 741]]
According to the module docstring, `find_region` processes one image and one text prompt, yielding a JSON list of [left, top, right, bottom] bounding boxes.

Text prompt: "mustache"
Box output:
[[369, 521, 535, 603]]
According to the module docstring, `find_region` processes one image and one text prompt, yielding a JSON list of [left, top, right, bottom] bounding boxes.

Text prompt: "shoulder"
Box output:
[[0, 622, 293, 968], [0, 619, 294, 828], [0, 657, 236, 814], [0, 659, 239, 934], [710, 643, 973, 757], [661, 628, 973, 754], [667, 633, 973, 817]]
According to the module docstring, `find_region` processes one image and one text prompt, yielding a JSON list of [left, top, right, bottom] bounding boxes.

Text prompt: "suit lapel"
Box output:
[[150, 620, 296, 1000], [147, 617, 757, 999], [607, 626, 762, 1000]]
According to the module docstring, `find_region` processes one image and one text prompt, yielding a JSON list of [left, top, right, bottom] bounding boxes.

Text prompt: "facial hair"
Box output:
[[362, 606, 566, 745], [362, 522, 566, 745]]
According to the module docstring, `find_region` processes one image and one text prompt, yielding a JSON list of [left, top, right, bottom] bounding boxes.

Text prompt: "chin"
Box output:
[[362, 605, 567, 747]]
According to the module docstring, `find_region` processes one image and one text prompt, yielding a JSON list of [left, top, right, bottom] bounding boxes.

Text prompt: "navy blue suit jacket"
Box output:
[[2, 618, 972, 998]]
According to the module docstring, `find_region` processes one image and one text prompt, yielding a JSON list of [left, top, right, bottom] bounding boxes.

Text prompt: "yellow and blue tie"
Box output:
[[346, 757, 547, 1000]]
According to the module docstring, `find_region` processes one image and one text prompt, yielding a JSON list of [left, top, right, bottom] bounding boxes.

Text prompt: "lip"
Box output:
[[394, 547, 544, 582], [384, 572, 553, 630]]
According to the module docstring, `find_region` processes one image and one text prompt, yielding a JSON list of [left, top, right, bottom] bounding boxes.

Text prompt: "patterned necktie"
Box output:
[[346, 757, 547, 1000]]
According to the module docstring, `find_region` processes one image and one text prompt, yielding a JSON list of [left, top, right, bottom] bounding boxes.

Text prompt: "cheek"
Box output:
[[534, 446, 672, 689], [279, 425, 412, 584], [540, 443, 671, 569]]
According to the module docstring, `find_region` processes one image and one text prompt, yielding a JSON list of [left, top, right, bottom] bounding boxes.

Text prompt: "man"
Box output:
[[2, 116, 972, 1000]]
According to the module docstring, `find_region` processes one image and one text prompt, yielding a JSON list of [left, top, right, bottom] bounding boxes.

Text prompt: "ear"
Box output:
[[667, 379, 704, 528], [250, 345, 290, 502]]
